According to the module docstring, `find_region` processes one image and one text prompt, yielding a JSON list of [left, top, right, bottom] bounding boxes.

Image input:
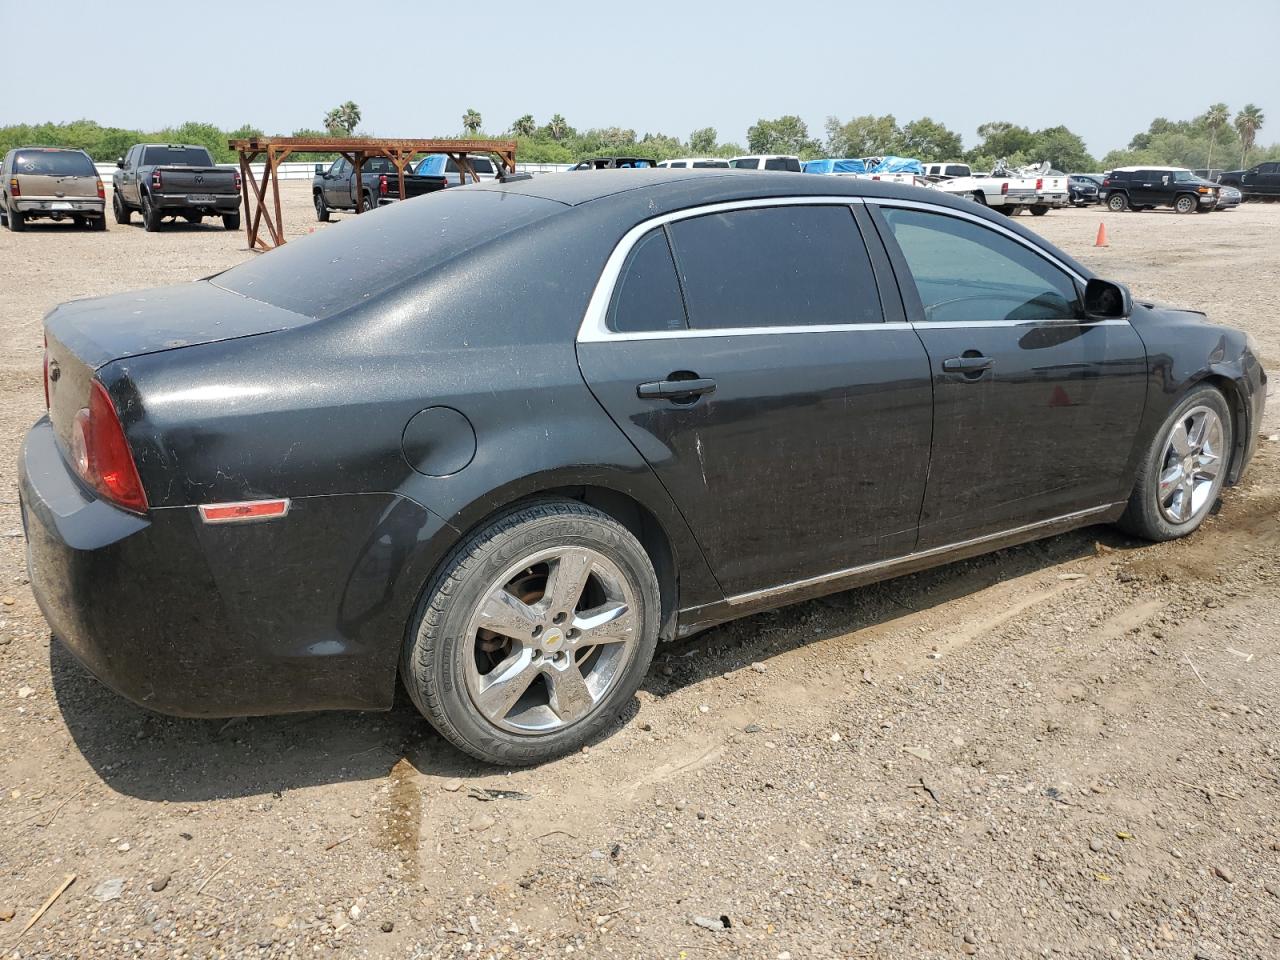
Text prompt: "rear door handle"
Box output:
[[636, 377, 717, 401], [941, 356, 994, 374]]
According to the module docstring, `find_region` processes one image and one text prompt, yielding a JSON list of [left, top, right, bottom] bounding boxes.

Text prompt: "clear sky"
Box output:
[[4, 0, 1276, 156]]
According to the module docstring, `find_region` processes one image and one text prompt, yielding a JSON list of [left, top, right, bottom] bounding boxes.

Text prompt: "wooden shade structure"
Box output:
[[229, 137, 518, 251]]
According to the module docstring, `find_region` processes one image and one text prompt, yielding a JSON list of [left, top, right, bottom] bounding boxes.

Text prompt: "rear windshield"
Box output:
[[692, 160, 729, 168], [142, 146, 213, 166], [764, 157, 802, 172], [212, 188, 558, 320], [12, 150, 96, 177]]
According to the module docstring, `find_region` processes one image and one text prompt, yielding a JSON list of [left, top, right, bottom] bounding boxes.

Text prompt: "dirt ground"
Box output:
[[1, 184, 1278, 960]]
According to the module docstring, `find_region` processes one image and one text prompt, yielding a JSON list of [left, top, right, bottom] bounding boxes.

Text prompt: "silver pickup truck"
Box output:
[[113, 144, 241, 232]]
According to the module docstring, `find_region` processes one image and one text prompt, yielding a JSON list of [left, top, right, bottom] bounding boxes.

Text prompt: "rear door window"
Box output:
[[764, 157, 802, 172], [730, 158, 760, 169], [879, 206, 1079, 323], [13, 151, 96, 177], [668, 205, 882, 330], [608, 228, 688, 333]]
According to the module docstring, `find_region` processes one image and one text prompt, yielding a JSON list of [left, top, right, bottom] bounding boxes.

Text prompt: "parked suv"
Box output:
[[1101, 167, 1218, 213], [1, 147, 106, 231]]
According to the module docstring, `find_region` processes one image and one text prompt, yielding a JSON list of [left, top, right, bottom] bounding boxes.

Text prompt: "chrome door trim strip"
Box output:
[[578, 195, 867, 344], [725, 503, 1121, 607]]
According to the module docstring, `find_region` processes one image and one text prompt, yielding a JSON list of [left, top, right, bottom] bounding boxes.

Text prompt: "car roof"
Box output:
[[730, 154, 800, 161], [1110, 165, 1189, 172]]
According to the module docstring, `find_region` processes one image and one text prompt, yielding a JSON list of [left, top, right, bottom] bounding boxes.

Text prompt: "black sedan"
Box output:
[[20, 171, 1267, 765], [1069, 174, 1102, 205]]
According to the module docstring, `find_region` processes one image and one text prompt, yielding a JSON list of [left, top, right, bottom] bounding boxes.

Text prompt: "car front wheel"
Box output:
[[1174, 195, 1197, 214], [1118, 385, 1233, 542], [401, 500, 661, 765]]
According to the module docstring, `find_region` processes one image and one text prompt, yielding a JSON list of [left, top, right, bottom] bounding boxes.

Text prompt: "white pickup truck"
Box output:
[[920, 162, 1038, 212], [990, 161, 1068, 215]]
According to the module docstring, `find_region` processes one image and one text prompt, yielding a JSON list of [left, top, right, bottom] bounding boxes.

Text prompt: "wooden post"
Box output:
[[237, 151, 258, 250]]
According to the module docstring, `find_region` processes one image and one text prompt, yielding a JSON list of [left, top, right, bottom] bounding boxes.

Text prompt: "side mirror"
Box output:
[[116, 157, 124, 168], [314, 163, 326, 176], [1083, 278, 1132, 320]]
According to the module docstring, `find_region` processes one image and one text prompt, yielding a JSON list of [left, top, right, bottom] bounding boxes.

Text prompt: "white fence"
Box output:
[[94, 160, 573, 184]]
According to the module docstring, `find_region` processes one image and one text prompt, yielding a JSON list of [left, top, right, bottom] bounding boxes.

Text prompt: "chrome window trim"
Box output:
[[578, 196, 869, 344], [725, 502, 1120, 608]]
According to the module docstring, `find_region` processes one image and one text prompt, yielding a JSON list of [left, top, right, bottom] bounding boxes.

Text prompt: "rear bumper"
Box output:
[[1034, 193, 1070, 207], [995, 191, 1038, 206], [19, 416, 451, 718], [15, 198, 104, 215], [151, 194, 240, 213]]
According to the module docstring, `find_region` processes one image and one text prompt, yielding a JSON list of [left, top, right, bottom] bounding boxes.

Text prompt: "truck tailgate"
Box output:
[[154, 166, 238, 194]]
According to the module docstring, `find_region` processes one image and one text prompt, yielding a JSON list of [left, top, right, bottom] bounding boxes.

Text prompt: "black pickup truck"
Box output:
[[1217, 162, 1280, 201], [312, 156, 447, 221], [113, 144, 241, 232]]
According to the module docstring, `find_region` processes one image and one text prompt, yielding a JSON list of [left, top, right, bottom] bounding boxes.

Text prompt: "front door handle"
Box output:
[[636, 377, 717, 401], [942, 356, 994, 373]]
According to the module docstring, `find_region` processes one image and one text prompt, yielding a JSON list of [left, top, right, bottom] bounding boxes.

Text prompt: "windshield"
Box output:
[[142, 146, 214, 166], [212, 188, 559, 319], [12, 151, 96, 177]]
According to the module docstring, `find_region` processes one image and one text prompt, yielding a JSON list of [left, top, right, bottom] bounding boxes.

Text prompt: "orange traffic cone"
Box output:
[[1094, 222, 1108, 247]]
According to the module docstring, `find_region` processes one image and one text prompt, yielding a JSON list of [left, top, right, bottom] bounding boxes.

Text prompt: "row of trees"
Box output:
[[1, 104, 1273, 173]]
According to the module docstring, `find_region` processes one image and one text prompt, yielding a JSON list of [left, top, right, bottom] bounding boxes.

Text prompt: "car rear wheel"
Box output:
[[89, 215, 106, 232], [7, 206, 24, 231], [1174, 195, 1197, 214], [1000, 206, 1020, 217], [141, 194, 161, 232], [1107, 193, 1128, 212], [1117, 385, 1232, 542], [401, 499, 660, 765], [222, 212, 240, 231], [112, 191, 131, 225], [1029, 205, 1049, 216], [314, 192, 330, 222]]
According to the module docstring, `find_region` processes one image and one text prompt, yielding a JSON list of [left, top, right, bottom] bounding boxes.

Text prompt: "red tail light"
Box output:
[[152, 169, 162, 189], [1103, 178, 1111, 187], [42, 334, 50, 410], [1001, 182, 1009, 195], [234, 171, 242, 191], [95, 179, 105, 200], [69, 381, 148, 514], [9, 177, 19, 198], [379, 174, 388, 197], [1036, 178, 1044, 191]]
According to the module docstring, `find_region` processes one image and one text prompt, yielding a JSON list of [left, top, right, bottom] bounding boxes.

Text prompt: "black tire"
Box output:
[[141, 193, 162, 232], [1174, 194, 1197, 215], [112, 191, 131, 224], [1117, 385, 1233, 542], [1029, 205, 1049, 216], [362, 192, 377, 214], [222, 212, 240, 231], [1107, 192, 1128, 212], [314, 191, 330, 222], [972, 191, 988, 206], [8, 206, 24, 231], [401, 499, 661, 766], [90, 215, 106, 232], [1000, 205, 1020, 217], [183, 213, 203, 224]]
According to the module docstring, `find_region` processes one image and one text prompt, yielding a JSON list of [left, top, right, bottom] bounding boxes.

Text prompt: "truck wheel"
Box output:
[[314, 192, 330, 222], [972, 192, 988, 206], [1107, 193, 1128, 212], [112, 191, 131, 225], [141, 194, 162, 232], [1000, 206, 1020, 217], [362, 192, 377, 214], [8, 206, 25, 232], [222, 212, 241, 231], [1174, 195, 1196, 214], [90, 215, 106, 232], [1029, 205, 1049, 216]]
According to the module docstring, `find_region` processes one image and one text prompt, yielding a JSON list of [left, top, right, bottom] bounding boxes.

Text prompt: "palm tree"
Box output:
[[462, 109, 483, 136], [323, 101, 361, 136], [1203, 103, 1229, 170], [546, 114, 568, 142], [1234, 104, 1265, 167], [511, 114, 536, 138]]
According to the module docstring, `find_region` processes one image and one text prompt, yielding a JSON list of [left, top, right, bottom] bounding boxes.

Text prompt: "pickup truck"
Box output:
[[113, 144, 241, 232], [312, 156, 447, 221], [1217, 162, 1280, 200], [921, 162, 1038, 211]]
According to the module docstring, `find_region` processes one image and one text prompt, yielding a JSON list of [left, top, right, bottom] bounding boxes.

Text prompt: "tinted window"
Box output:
[[692, 160, 729, 168], [608, 228, 687, 333], [730, 158, 759, 169], [764, 157, 802, 172], [360, 157, 392, 174], [213, 189, 558, 319], [944, 165, 969, 177], [668, 205, 882, 330], [142, 146, 214, 166], [470, 157, 494, 174], [880, 207, 1079, 323], [669, 161, 686, 168], [12, 150, 96, 177]]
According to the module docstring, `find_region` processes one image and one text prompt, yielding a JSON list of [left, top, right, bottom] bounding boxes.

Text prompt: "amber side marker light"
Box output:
[[198, 500, 291, 524]]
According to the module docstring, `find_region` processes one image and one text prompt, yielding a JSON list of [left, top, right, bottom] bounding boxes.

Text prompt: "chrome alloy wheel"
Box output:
[[462, 546, 640, 734], [1157, 404, 1225, 525]]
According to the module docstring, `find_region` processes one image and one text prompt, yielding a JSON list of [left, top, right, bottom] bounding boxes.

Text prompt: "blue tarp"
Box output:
[[867, 156, 924, 174], [414, 154, 448, 176], [803, 158, 868, 175]]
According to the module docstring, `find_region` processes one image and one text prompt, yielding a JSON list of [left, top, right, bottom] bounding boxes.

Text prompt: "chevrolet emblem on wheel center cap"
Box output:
[[543, 629, 563, 650]]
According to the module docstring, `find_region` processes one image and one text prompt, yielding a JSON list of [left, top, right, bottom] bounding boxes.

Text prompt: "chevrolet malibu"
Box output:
[[19, 171, 1266, 765]]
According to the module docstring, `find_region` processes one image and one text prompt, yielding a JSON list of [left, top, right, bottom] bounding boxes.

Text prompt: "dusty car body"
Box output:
[[20, 171, 1266, 764], [2, 147, 106, 230]]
